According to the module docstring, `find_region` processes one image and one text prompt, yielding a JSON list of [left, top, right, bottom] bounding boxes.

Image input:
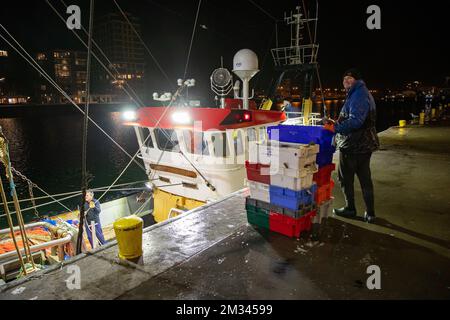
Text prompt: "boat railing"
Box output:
[[271, 44, 319, 67], [0, 221, 75, 263], [284, 112, 322, 126]]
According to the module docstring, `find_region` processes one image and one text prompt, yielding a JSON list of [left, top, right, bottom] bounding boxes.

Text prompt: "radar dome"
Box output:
[[233, 49, 258, 72]]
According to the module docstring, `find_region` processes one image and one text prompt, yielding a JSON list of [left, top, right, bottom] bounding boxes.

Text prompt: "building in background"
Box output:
[[93, 12, 145, 102], [0, 49, 32, 105], [35, 50, 88, 104], [0, 49, 8, 97]]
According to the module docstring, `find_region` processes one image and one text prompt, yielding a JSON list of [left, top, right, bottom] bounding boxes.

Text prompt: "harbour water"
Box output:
[[0, 106, 146, 227]]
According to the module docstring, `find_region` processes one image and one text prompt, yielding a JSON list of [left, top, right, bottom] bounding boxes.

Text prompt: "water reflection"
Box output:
[[0, 110, 146, 226]]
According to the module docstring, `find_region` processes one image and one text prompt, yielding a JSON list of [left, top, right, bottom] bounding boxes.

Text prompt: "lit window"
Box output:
[[75, 59, 86, 65], [0, 50, 7, 57]]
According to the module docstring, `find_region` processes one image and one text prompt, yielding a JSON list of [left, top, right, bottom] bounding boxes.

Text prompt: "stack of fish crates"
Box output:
[[268, 125, 336, 226], [245, 125, 335, 238]]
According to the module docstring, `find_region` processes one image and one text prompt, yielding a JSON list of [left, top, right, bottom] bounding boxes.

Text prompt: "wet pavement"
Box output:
[[1, 125, 450, 300], [118, 218, 450, 299]]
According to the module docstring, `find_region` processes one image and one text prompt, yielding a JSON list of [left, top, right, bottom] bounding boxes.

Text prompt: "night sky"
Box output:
[[1, 0, 449, 99]]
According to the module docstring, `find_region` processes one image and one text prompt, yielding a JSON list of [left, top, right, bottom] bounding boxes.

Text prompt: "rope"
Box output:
[[183, 0, 202, 80], [96, 132, 152, 203], [134, 195, 153, 216], [0, 179, 149, 208], [0, 25, 147, 173]]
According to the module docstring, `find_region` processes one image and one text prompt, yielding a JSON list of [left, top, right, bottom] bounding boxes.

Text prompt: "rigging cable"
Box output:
[[76, 0, 95, 255], [183, 0, 202, 80], [247, 0, 278, 22], [0, 179, 149, 212]]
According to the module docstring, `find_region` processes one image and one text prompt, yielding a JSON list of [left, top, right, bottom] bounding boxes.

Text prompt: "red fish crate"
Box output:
[[245, 161, 270, 185], [313, 163, 336, 187], [315, 180, 335, 206], [269, 210, 317, 238]]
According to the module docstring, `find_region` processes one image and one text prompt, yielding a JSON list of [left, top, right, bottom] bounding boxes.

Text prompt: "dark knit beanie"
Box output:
[[343, 68, 362, 80]]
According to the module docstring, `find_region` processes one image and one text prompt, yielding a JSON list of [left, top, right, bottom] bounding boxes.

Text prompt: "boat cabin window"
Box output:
[[138, 127, 154, 148], [247, 127, 266, 144], [182, 130, 209, 155], [259, 126, 267, 143], [154, 128, 179, 152], [247, 128, 257, 142], [211, 132, 229, 157], [233, 130, 244, 155], [144, 128, 154, 148]]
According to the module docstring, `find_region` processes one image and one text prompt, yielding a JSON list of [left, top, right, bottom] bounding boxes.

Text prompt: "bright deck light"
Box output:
[[123, 110, 137, 121], [171, 111, 191, 125]]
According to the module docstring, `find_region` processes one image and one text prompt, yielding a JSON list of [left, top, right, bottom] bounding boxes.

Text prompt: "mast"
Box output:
[[76, 0, 95, 254], [269, 4, 319, 101]]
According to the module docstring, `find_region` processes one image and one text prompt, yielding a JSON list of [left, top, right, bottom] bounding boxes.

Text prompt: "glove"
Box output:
[[322, 117, 335, 133]]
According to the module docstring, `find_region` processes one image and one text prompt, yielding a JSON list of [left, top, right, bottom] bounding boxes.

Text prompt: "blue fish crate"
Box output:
[[267, 125, 335, 151], [269, 184, 317, 211], [317, 149, 335, 168]]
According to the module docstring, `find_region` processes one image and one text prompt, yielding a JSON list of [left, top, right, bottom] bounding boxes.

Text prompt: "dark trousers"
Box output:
[[85, 219, 106, 248], [337, 152, 375, 214]]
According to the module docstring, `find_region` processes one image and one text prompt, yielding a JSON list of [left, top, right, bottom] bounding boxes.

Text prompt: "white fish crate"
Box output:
[[248, 181, 270, 203], [256, 143, 272, 165], [271, 171, 314, 191], [270, 162, 318, 179], [258, 142, 319, 170]]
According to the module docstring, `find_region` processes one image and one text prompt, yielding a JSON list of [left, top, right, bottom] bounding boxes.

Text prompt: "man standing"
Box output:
[[84, 190, 106, 248], [331, 69, 380, 223]]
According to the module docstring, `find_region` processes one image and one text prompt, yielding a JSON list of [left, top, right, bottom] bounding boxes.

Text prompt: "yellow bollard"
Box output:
[[419, 112, 425, 125], [399, 120, 406, 128], [113, 215, 143, 260]]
